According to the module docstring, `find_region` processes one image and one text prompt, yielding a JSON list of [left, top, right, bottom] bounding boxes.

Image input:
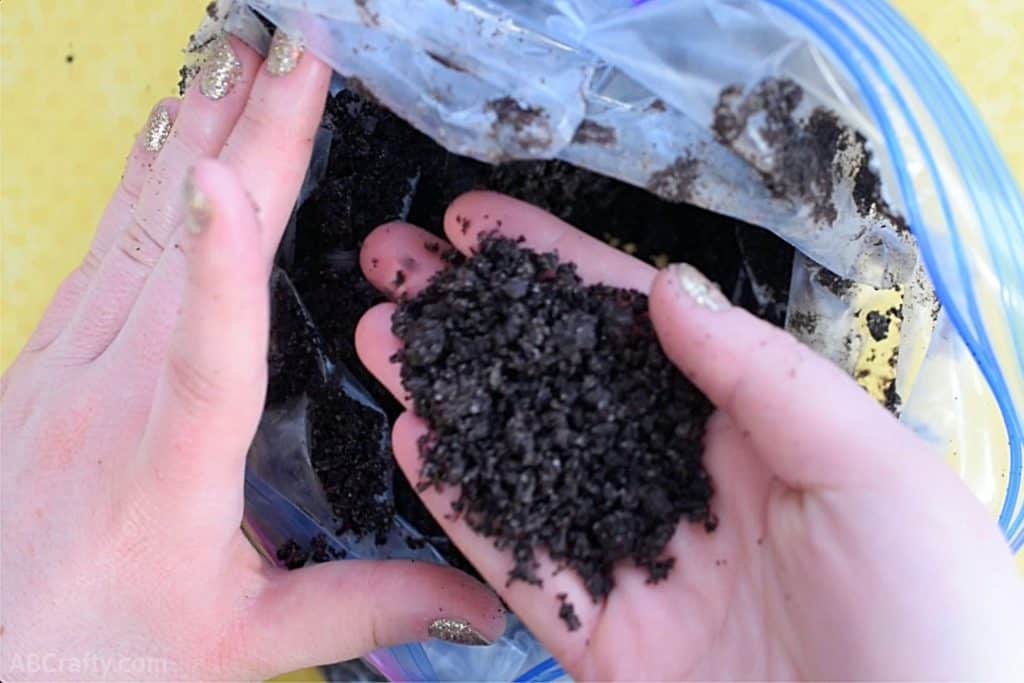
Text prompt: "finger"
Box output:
[[60, 37, 260, 364], [137, 160, 268, 520], [389, 413, 595, 663], [217, 30, 332, 254], [649, 264, 920, 489], [360, 222, 450, 299], [444, 191, 657, 292], [114, 33, 331, 366], [355, 303, 410, 408], [89, 99, 183, 267], [23, 99, 180, 353], [240, 560, 505, 678]]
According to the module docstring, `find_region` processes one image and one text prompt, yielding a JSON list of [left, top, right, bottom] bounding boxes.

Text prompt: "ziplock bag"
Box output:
[[227, 0, 1024, 680]]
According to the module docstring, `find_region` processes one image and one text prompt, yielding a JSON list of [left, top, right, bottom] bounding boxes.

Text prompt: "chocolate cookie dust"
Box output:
[[557, 594, 581, 632], [391, 236, 716, 630], [263, 88, 794, 572], [486, 97, 554, 154], [713, 77, 908, 234], [266, 270, 394, 540], [866, 310, 890, 341], [647, 156, 701, 204], [275, 533, 348, 571]]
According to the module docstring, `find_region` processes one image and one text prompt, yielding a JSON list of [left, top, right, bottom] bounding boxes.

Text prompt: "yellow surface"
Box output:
[[1, 4, 1022, 679]]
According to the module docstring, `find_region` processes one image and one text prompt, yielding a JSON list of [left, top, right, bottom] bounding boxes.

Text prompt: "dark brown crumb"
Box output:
[[816, 268, 853, 298], [572, 120, 617, 147], [426, 51, 468, 74], [354, 0, 381, 26], [486, 97, 553, 153], [712, 77, 908, 232], [405, 536, 428, 550], [647, 157, 700, 203], [205, 1, 218, 19], [310, 532, 347, 562], [393, 236, 715, 627], [371, 257, 380, 269], [788, 311, 818, 336], [425, 241, 441, 253], [456, 215, 472, 235], [883, 381, 902, 414], [65, 54, 74, 64], [276, 540, 309, 569], [557, 593, 581, 632], [866, 310, 889, 341]]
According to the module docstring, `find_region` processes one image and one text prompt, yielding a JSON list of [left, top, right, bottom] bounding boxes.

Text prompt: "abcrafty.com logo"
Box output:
[[7, 652, 171, 677]]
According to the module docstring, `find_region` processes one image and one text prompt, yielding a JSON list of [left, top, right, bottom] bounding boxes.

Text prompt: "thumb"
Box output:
[[649, 263, 920, 489], [139, 159, 269, 517], [240, 560, 507, 678]]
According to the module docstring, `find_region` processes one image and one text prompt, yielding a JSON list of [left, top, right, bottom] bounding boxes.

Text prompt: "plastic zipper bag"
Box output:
[[221, 0, 1024, 679]]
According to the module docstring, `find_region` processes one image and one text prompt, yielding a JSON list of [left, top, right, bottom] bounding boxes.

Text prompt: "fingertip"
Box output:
[[184, 159, 265, 282], [443, 191, 516, 252], [354, 303, 409, 407], [424, 565, 508, 643], [649, 268, 693, 372], [354, 302, 396, 360], [391, 410, 429, 471], [360, 222, 449, 297]]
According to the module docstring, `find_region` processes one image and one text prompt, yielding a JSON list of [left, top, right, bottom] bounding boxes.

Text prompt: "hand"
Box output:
[[1, 35, 502, 683], [356, 192, 1024, 680]]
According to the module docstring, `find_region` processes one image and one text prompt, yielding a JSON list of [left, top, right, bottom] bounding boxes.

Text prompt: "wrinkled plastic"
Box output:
[[250, 0, 916, 290], [246, 172, 560, 681], [235, 0, 1024, 680]]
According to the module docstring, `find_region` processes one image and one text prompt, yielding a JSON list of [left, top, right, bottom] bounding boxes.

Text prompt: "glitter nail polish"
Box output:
[[142, 105, 173, 152], [427, 618, 491, 646], [670, 263, 730, 311], [199, 37, 242, 101], [266, 31, 304, 76]]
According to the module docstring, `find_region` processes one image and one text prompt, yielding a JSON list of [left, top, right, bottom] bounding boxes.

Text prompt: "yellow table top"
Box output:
[[1, 4, 1022, 679]]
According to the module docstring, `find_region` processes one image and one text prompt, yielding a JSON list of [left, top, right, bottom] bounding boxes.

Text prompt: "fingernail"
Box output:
[[428, 618, 492, 646], [183, 170, 211, 235], [199, 37, 242, 100], [669, 263, 730, 311], [266, 31, 304, 76], [142, 105, 173, 152]]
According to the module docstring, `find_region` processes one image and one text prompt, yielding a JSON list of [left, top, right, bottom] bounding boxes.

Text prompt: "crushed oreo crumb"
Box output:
[[647, 157, 700, 204], [866, 310, 890, 341], [276, 539, 309, 569], [572, 120, 617, 147], [393, 236, 715, 627], [557, 593, 582, 632]]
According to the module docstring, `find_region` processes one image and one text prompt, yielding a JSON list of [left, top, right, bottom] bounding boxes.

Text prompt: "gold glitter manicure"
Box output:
[[143, 105, 173, 152], [183, 171, 211, 236], [670, 263, 730, 312], [199, 37, 242, 101], [266, 31, 304, 76], [427, 618, 491, 646]]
